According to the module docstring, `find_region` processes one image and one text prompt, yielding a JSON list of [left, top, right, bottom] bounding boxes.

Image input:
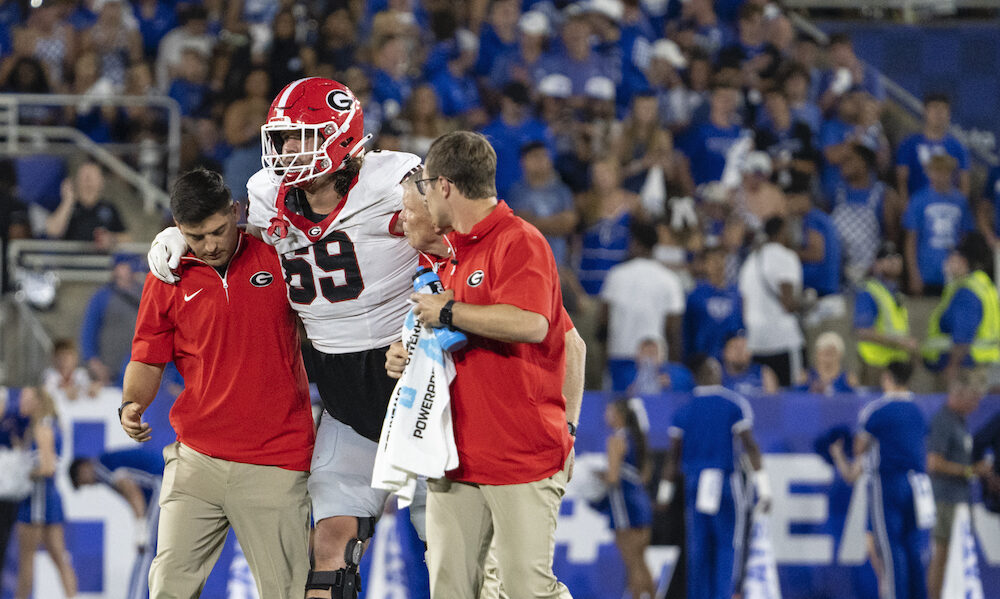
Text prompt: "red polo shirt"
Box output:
[[439, 201, 573, 485], [131, 232, 314, 471]]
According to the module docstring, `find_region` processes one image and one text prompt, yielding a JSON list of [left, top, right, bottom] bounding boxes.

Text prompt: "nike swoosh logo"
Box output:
[[184, 289, 204, 302]]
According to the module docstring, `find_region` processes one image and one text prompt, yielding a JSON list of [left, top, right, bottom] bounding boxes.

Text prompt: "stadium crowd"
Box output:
[[1, 1, 1000, 598], [1, 0, 998, 395]]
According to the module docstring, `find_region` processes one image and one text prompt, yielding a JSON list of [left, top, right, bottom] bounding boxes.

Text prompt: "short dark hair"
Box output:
[[885, 360, 914, 387], [847, 143, 878, 172], [763, 216, 785, 239], [425, 131, 497, 200], [785, 170, 813, 196], [924, 92, 950, 107], [170, 168, 233, 225], [68, 457, 92, 489], [53, 338, 77, 353], [828, 33, 852, 47], [685, 353, 718, 386], [630, 219, 658, 251], [519, 140, 547, 158], [955, 231, 994, 274], [501, 82, 531, 106], [711, 78, 739, 93], [739, 3, 763, 21]]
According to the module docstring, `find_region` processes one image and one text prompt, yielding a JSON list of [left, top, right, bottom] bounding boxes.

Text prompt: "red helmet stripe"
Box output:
[[273, 77, 320, 119]]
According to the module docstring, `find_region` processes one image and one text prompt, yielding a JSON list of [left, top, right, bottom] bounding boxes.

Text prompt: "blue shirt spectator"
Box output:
[[578, 211, 631, 296], [896, 133, 969, 197], [627, 361, 696, 395], [479, 83, 555, 199], [902, 186, 974, 288], [537, 14, 609, 97], [819, 35, 885, 107], [371, 67, 412, 115], [684, 248, 743, 360], [371, 36, 414, 117], [590, 6, 654, 112], [430, 64, 480, 118], [818, 66, 884, 104], [795, 370, 854, 394], [896, 94, 969, 199], [80, 256, 143, 386], [937, 287, 984, 369], [685, 282, 743, 360], [819, 116, 855, 193], [475, 3, 519, 77], [507, 142, 576, 267], [167, 47, 210, 118], [168, 78, 209, 118], [680, 121, 744, 185], [800, 208, 843, 296], [679, 83, 745, 185], [134, 1, 177, 58], [722, 361, 772, 395]]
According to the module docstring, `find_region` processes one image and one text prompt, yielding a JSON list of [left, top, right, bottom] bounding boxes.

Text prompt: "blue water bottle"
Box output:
[[412, 267, 468, 352]]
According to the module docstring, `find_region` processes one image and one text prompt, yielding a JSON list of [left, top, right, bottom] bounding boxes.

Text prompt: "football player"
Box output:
[[148, 77, 422, 599]]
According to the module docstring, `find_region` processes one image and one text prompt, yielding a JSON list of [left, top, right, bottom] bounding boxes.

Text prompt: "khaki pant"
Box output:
[[427, 467, 572, 599], [148, 443, 310, 599]]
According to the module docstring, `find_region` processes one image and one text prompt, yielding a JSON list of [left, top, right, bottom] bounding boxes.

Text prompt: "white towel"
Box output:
[[372, 311, 459, 507]]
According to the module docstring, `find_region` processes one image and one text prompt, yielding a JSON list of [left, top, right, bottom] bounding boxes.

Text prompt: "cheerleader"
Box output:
[[591, 400, 655, 599], [15, 387, 77, 599]]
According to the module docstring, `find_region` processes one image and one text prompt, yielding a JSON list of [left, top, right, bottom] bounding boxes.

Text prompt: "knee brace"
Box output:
[[305, 517, 378, 599], [305, 568, 359, 599]]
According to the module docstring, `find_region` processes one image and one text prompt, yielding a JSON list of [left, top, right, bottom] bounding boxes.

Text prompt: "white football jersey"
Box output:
[[247, 150, 422, 354]]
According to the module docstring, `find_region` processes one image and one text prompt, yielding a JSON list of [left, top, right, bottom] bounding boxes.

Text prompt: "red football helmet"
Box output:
[[260, 77, 371, 187]]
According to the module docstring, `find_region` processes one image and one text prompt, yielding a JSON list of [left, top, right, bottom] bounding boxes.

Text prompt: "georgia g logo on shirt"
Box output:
[[250, 271, 274, 287], [467, 270, 484, 287]]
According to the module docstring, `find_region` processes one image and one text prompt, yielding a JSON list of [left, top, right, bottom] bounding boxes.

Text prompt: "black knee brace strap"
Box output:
[[306, 568, 360, 599], [305, 517, 378, 598]]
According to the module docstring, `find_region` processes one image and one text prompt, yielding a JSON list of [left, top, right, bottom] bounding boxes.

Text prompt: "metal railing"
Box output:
[[6, 239, 150, 284], [0, 92, 182, 212], [2, 239, 151, 385], [0, 293, 54, 386], [787, 12, 999, 168]]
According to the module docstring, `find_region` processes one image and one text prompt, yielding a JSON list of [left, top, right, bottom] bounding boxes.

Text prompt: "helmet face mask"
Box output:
[[260, 78, 370, 187]]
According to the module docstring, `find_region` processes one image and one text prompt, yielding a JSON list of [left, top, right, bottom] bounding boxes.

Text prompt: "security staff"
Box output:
[[923, 231, 1000, 379], [656, 355, 771, 599], [854, 242, 917, 385]]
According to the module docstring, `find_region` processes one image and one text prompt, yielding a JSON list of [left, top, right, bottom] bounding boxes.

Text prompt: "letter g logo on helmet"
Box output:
[[327, 90, 353, 112]]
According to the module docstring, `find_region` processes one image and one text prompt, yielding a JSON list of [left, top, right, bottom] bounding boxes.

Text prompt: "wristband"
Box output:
[[439, 299, 455, 327], [657, 480, 675, 504], [567, 422, 577, 437], [964, 466, 975, 480], [118, 401, 136, 421], [753, 470, 772, 502]]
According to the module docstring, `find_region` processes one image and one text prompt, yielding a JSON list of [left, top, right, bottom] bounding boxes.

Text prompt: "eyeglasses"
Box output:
[[413, 175, 452, 196]]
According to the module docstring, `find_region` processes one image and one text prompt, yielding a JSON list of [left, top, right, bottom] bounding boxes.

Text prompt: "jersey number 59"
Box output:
[[281, 231, 365, 304]]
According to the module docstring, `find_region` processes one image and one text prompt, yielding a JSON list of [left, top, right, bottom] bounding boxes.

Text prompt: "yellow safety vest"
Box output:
[[923, 270, 1000, 365], [856, 279, 910, 367]]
